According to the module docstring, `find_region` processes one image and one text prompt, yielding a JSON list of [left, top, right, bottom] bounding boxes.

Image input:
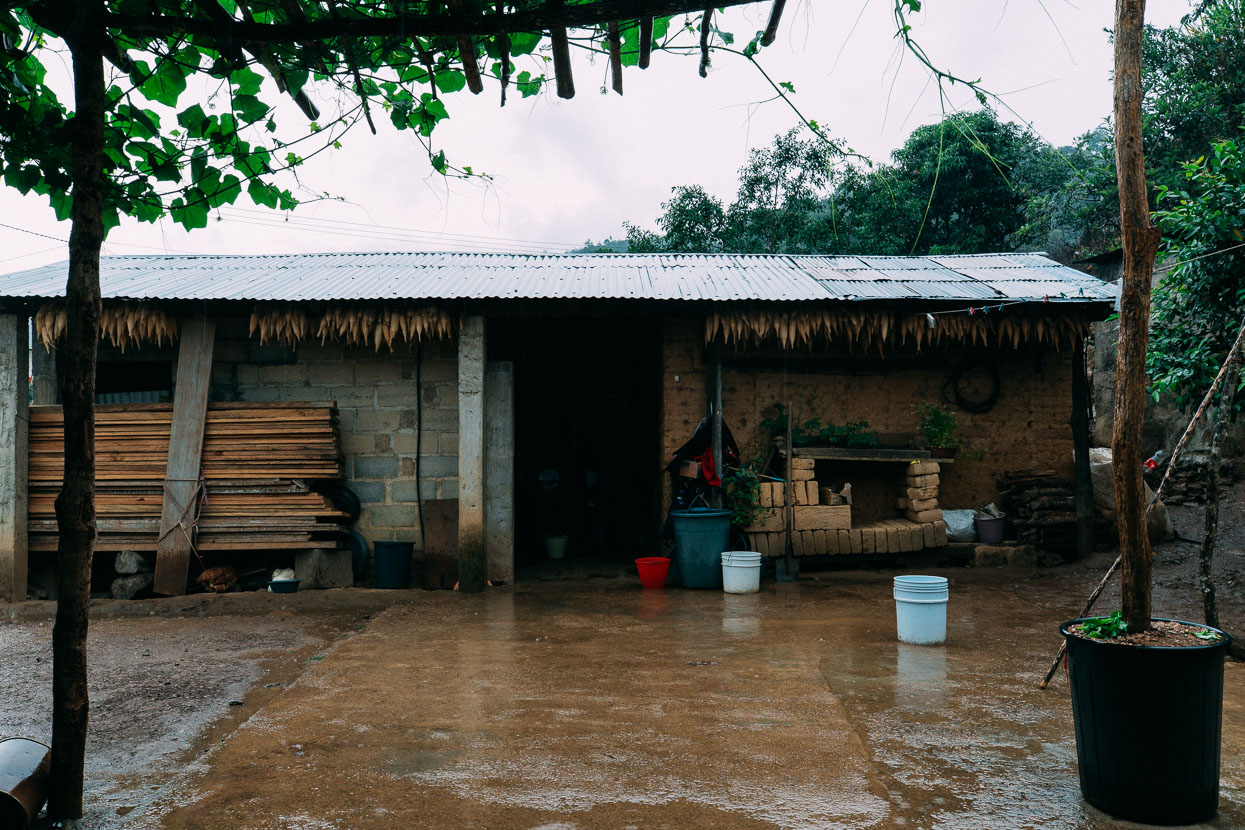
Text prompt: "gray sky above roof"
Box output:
[[0, 252, 1119, 305], [0, 2, 1191, 271]]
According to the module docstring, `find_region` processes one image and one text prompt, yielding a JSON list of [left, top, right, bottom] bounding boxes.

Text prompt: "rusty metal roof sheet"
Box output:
[[0, 251, 1118, 305]]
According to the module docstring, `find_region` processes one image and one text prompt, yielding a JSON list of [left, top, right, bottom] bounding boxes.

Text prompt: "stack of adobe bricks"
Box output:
[[896, 461, 944, 523]]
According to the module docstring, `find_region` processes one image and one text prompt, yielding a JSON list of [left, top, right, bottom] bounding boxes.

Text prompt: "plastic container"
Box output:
[[544, 534, 569, 559], [1061, 618, 1231, 825], [721, 551, 762, 594], [635, 557, 671, 589], [0, 738, 50, 830], [373, 541, 413, 589], [893, 575, 949, 644], [267, 579, 300, 594], [974, 514, 1006, 544], [669, 509, 732, 589]]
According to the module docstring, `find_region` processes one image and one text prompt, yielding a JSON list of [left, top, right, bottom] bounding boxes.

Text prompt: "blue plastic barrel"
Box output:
[[669, 509, 732, 588]]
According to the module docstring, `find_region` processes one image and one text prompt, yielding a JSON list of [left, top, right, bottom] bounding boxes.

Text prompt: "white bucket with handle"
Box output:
[[721, 551, 762, 594]]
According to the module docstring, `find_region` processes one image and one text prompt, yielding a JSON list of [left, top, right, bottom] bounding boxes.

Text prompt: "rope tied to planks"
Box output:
[[156, 472, 209, 569]]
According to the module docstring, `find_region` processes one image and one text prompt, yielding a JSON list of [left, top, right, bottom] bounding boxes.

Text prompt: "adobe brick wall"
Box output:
[[661, 316, 1076, 511], [204, 317, 458, 549]]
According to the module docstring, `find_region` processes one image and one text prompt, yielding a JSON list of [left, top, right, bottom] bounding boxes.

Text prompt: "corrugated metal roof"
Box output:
[[0, 251, 1118, 305]]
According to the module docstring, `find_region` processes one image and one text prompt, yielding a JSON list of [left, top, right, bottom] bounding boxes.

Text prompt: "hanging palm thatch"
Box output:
[[705, 306, 1094, 353], [34, 301, 178, 352]]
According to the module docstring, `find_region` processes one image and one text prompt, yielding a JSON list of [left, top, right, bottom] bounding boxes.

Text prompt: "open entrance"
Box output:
[[490, 314, 662, 570]]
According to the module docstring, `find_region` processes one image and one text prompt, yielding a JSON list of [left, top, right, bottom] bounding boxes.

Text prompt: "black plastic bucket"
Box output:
[[372, 541, 413, 589], [1061, 618, 1231, 825]]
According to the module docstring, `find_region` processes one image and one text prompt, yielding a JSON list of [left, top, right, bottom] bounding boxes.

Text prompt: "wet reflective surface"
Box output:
[[149, 571, 1243, 829]]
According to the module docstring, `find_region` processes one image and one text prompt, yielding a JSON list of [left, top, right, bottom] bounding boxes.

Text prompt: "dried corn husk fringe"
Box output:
[[705, 308, 1093, 353], [249, 304, 309, 349], [315, 304, 455, 350], [35, 301, 178, 352]]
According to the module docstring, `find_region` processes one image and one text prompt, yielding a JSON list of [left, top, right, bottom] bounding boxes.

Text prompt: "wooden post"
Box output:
[[153, 318, 215, 596], [1112, 0, 1162, 633], [707, 340, 723, 509], [32, 338, 57, 405], [0, 314, 29, 603], [784, 399, 793, 559], [458, 315, 487, 593], [1072, 338, 1095, 560], [485, 361, 515, 585]]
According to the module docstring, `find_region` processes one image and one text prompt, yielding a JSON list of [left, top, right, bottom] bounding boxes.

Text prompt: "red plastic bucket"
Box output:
[[635, 557, 671, 589]]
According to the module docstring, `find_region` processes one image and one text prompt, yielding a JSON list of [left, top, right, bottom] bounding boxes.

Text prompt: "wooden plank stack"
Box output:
[[28, 403, 347, 553]]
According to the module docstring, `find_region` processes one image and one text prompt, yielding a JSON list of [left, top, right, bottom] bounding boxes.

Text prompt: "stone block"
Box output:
[[906, 473, 940, 489], [354, 456, 399, 479], [438, 479, 459, 499], [908, 461, 940, 476], [111, 572, 153, 600], [399, 457, 417, 477], [793, 505, 852, 532], [811, 529, 827, 554], [974, 545, 1009, 567], [905, 509, 943, 524], [295, 548, 354, 589]]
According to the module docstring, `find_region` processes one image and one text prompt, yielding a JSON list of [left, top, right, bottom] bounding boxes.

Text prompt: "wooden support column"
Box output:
[[0, 314, 29, 602], [458, 315, 487, 593], [1072, 339, 1095, 559], [707, 339, 723, 508], [32, 338, 57, 405], [153, 319, 215, 596], [485, 361, 515, 585]]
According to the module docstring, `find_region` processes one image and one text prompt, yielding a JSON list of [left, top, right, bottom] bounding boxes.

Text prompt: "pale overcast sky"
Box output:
[[0, 1, 1192, 271]]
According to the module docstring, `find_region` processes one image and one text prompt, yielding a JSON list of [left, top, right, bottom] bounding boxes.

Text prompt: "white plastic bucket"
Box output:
[[893, 575, 949, 644], [721, 551, 762, 594]]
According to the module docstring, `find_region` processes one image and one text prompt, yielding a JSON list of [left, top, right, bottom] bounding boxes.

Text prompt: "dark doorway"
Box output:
[[490, 314, 662, 567]]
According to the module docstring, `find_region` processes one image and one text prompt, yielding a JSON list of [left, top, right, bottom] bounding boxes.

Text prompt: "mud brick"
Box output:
[[860, 528, 876, 554], [923, 522, 937, 548], [886, 524, 902, 551], [793, 483, 808, 505], [909, 497, 939, 512], [791, 457, 816, 471], [746, 509, 785, 533], [905, 509, 943, 524], [791, 468, 815, 481], [906, 473, 940, 489], [837, 528, 851, 554], [769, 532, 788, 556], [934, 521, 948, 546], [873, 526, 889, 553], [804, 530, 819, 556], [793, 505, 852, 531], [908, 461, 940, 476], [792, 530, 806, 556], [848, 529, 862, 554], [896, 497, 910, 510], [752, 534, 768, 556], [906, 486, 939, 501], [806, 481, 820, 505], [759, 483, 774, 508], [770, 482, 788, 506], [823, 528, 839, 554], [896, 523, 915, 552]]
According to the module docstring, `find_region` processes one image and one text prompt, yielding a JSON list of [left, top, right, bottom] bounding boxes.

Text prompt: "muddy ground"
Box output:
[[0, 490, 1241, 829]]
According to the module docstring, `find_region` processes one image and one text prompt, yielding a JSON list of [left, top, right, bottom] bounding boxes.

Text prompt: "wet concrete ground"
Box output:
[[71, 557, 1234, 830]]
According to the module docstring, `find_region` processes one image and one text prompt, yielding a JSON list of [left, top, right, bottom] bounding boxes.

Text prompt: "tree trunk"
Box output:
[[49, 1, 106, 821], [1199, 364, 1237, 631], [1111, 0, 1162, 634]]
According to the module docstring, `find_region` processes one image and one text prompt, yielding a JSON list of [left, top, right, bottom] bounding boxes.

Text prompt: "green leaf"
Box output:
[[434, 70, 467, 94], [509, 32, 541, 56], [140, 60, 188, 107], [230, 67, 263, 96], [247, 179, 279, 209], [170, 194, 209, 230], [233, 94, 269, 124], [176, 103, 208, 135]]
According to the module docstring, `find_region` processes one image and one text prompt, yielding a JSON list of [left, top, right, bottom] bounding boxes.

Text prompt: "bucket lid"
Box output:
[[893, 575, 948, 588], [721, 551, 762, 562]]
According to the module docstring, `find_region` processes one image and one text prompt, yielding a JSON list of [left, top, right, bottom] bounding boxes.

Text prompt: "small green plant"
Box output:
[[1193, 628, 1221, 641], [724, 462, 764, 528], [1080, 611, 1128, 639], [917, 403, 961, 449], [759, 403, 879, 448]]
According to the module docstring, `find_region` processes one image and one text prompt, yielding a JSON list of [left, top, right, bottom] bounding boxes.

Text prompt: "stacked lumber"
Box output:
[[28, 403, 347, 553]]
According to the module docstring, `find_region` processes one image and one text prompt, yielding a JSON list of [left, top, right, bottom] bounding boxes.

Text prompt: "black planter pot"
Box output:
[[1060, 618, 1231, 826]]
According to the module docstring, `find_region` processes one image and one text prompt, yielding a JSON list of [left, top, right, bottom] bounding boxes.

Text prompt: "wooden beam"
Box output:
[[458, 315, 487, 592], [153, 319, 215, 596], [32, 338, 57, 405]]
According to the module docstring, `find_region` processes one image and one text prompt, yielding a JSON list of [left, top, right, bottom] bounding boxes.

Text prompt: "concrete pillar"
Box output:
[[0, 314, 29, 602], [458, 315, 487, 592], [31, 338, 56, 405], [485, 361, 514, 585]]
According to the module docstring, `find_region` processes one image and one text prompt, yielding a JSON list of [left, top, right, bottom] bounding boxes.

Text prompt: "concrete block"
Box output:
[[908, 461, 940, 476], [355, 456, 399, 479], [333, 387, 378, 408], [439, 432, 459, 455], [906, 486, 939, 501], [419, 455, 459, 478], [355, 409, 402, 432], [367, 504, 417, 527], [389, 480, 420, 503], [295, 548, 354, 589], [261, 363, 308, 384], [356, 362, 401, 383], [793, 505, 852, 532], [905, 509, 943, 524], [791, 468, 815, 481], [906, 473, 940, 489], [309, 362, 354, 385], [934, 520, 948, 546], [399, 409, 419, 429]]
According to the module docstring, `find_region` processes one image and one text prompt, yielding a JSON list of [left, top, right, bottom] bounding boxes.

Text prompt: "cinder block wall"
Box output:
[[204, 317, 459, 549], [661, 316, 1075, 511]]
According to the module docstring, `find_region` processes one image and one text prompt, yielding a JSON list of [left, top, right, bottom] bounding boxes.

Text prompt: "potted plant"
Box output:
[[916, 403, 960, 458], [1057, 6, 1233, 824]]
